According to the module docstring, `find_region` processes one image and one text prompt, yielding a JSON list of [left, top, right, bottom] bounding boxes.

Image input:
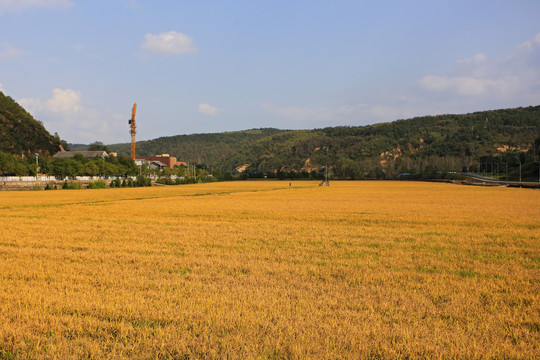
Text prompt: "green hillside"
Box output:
[[0, 91, 63, 156], [107, 106, 540, 178], [4, 86, 537, 180], [107, 128, 287, 166]]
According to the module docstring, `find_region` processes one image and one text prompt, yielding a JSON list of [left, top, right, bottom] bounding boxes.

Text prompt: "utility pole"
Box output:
[[34, 153, 39, 183], [33, 153, 39, 173]]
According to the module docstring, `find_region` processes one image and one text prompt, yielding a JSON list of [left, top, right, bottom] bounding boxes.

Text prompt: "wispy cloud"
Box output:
[[141, 31, 198, 55], [260, 102, 419, 126], [261, 34, 540, 128], [518, 33, 540, 50], [197, 103, 222, 116], [72, 43, 85, 51], [0, 0, 73, 14], [0, 42, 25, 60], [19, 88, 125, 143], [419, 33, 540, 103], [123, 0, 142, 9]]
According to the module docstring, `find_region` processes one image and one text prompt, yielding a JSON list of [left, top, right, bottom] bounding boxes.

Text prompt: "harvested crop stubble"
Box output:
[[0, 181, 538, 359]]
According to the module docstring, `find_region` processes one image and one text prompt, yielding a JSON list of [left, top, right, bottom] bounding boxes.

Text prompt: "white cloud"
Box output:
[[0, 0, 73, 14], [419, 33, 540, 103], [419, 75, 505, 96], [20, 88, 82, 114], [141, 31, 198, 55], [518, 33, 540, 50], [457, 53, 488, 65], [197, 103, 222, 116], [0, 42, 25, 60], [261, 33, 540, 131], [19, 88, 125, 143], [47, 88, 82, 113], [261, 102, 418, 126]]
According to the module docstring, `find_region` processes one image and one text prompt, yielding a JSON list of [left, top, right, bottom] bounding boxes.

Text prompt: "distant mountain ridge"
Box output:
[[106, 106, 540, 173], [0, 91, 62, 156]]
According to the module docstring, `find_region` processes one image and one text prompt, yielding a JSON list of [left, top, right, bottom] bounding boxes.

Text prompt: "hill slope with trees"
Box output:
[[107, 106, 540, 179], [0, 91, 64, 156], [107, 128, 287, 165]]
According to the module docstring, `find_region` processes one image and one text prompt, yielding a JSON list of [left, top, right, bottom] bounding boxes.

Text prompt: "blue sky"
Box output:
[[1, 0, 539, 144]]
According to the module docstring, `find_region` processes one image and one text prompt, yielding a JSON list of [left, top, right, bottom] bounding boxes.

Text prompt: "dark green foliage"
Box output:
[[0, 91, 63, 155], [62, 181, 82, 190], [87, 141, 109, 152], [135, 176, 152, 187], [87, 180, 106, 189]]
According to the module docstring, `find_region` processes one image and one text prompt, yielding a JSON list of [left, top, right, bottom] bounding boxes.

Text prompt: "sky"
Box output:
[[1, 0, 539, 144]]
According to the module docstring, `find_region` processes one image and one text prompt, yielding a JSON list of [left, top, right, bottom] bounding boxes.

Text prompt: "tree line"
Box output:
[[0, 152, 139, 177]]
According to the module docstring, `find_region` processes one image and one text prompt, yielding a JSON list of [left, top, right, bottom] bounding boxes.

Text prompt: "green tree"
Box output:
[[85, 162, 99, 176], [88, 141, 110, 152]]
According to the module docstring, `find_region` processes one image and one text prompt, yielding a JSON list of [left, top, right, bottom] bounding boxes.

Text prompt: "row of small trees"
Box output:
[[0, 152, 140, 177]]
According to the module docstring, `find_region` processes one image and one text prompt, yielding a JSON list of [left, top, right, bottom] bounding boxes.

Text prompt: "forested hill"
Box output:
[[107, 128, 287, 164], [0, 91, 62, 155], [108, 106, 540, 174]]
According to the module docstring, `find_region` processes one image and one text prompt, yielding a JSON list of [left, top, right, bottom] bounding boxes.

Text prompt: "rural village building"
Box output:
[[53, 151, 108, 159], [135, 155, 181, 169]]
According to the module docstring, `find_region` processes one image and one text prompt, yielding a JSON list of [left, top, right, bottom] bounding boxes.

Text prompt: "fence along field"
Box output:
[[0, 181, 538, 359]]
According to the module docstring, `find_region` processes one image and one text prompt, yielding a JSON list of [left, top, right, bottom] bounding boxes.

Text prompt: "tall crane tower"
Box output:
[[129, 103, 137, 159]]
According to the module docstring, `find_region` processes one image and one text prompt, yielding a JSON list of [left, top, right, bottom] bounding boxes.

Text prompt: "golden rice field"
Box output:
[[0, 181, 538, 359]]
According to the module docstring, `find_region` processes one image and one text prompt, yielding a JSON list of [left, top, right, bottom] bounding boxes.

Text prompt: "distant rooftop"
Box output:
[[53, 150, 108, 159]]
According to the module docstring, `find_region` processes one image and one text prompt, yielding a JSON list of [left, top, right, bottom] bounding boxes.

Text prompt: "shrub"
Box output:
[[88, 180, 106, 189], [62, 181, 82, 190], [444, 173, 466, 181], [44, 183, 58, 190], [135, 176, 152, 187]]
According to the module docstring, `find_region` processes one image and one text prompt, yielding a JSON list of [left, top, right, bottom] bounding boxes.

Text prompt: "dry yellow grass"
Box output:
[[0, 181, 538, 359]]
